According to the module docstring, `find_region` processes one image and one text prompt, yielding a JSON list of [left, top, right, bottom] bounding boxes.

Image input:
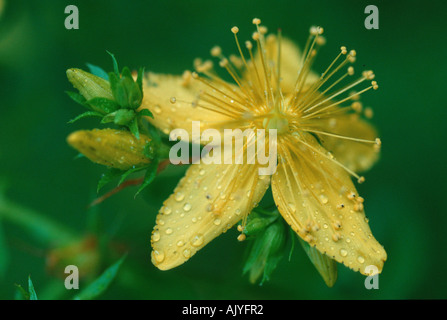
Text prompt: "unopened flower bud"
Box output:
[[67, 128, 152, 170]]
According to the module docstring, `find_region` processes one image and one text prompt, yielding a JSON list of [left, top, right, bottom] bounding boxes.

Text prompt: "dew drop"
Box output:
[[340, 249, 348, 257], [319, 194, 329, 204], [170, 97, 177, 104], [183, 202, 192, 212], [176, 240, 185, 247], [165, 228, 173, 235], [191, 234, 204, 247], [154, 105, 162, 114], [152, 232, 160, 242], [183, 249, 191, 258], [357, 256, 365, 264], [288, 203, 296, 213], [175, 192, 185, 202], [164, 206, 172, 215], [152, 250, 165, 263], [199, 169, 205, 175], [213, 218, 222, 226]]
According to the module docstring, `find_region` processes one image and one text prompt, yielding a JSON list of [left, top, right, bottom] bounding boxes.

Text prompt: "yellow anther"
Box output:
[[245, 40, 253, 50], [337, 204, 345, 209], [340, 46, 348, 54], [259, 26, 268, 34], [231, 26, 239, 34], [357, 176, 365, 184], [252, 32, 260, 41], [332, 233, 341, 242], [348, 66, 355, 76], [237, 234, 246, 242], [211, 46, 222, 57], [372, 81, 379, 90], [252, 18, 261, 25], [356, 196, 365, 203], [237, 225, 244, 232]]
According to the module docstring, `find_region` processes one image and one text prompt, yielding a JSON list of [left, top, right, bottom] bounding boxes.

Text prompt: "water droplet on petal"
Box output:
[[213, 218, 222, 226], [154, 105, 162, 114], [152, 250, 165, 263], [183, 249, 191, 258], [183, 203, 192, 212], [176, 240, 185, 247], [164, 206, 172, 215], [319, 194, 328, 204], [175, 192, 185, 202], [340, 249, 348, 257], [357, 256, 365, 264], [165, 228, 173, 235], [152, 232, 160, 242], [191, 234, 204, 247]]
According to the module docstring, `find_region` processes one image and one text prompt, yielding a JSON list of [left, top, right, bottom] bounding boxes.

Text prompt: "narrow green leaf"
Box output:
[[106, 51, 120, 76], [14, 284, 29, 300], [28, 276, 38, 300], [299, 237, 338, 287], [68, 111, 104, 124], [97, 168, 124, 192], [135, 160, 158, 196], [74, 255, 127, 300], [86, 63, 109, 81]]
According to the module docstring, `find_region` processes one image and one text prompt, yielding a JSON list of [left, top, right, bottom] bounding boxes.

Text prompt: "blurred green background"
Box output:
[[0, 0, 445, 299]]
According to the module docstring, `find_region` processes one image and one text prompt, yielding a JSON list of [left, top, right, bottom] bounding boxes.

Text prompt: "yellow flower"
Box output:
[[141, 19, 386, 275]]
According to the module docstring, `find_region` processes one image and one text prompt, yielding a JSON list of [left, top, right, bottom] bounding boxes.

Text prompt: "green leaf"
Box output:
[[86, 63, 109, 81], [74, 255, 127, 300], [28, 276, 38, 300], [97, 168, 124, 192], [66, 91, 88, 108], [86, 97, 119, 114], [106, 51, 120, 77], [135, 160, 158, 196], [138, 108, 153, 119], [299, 237, 338, 287], [68, 111, 104, 123], [14, 284, 29, 300]]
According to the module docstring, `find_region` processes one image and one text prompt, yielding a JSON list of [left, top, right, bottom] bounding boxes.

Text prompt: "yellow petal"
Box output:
[[150, 163, 270, 270], [244, 35, 318, 95], [316, 114, 380, 173], [271, 133, 386, 275], [140, 72, 232, 136]]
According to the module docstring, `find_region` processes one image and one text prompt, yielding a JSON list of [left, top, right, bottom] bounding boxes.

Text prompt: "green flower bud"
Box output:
[[66, 68, 114, 101], [114, 109, 135, 126]]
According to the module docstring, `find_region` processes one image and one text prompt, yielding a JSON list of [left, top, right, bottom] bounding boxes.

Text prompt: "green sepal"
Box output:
[[68, 111, 104, 124], [135, 160, 159, 197], [136, 67, 144, 92], [66, 91, 88, 108], [114, 109, 135, 126], [86, 97, 119, 114], [138, 108, 153, 119], [97, 168, 124, 193], [106, 51, 120, 77], [242, 219, 287, 285], [86, 63, 109, 81], [117, 165, 146, 186], [128, 117, 140, 139], [108, 72, 128, 108], [299, 237, 338, 287]]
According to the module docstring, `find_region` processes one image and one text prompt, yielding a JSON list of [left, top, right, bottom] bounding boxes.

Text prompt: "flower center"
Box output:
[[263, 111, 289, 134]]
